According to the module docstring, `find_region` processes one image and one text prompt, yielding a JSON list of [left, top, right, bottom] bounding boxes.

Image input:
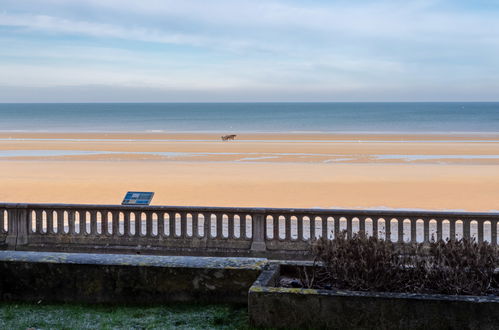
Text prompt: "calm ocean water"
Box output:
[[0, 102, 498, 133]]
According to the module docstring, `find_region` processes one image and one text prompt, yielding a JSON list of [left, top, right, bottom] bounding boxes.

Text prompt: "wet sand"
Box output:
[[0, 132, 499, 211]]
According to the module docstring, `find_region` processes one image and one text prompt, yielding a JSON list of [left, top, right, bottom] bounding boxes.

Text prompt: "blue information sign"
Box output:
[[122, 191, 154, 205]]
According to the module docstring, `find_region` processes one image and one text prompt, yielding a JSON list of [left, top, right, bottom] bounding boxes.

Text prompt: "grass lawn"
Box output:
[[0, 302, 250, 329]]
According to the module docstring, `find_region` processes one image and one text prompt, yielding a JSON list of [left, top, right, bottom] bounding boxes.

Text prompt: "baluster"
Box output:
[[285, 215, 291, 241], [68, 210, 76, 235], [135, 212, 142, 237], [91, 211, 98, 236], [322, 216, 328, 239], [477, 220, 484, 243], [398, 218, 404, 243], [347, 217, 353, 238], [170, 213, 177, 238], [213, 213, 221, 239], [385, 218, 391, 241], [436, 219, 443, 241], [297, 216, 304, 240], [310, 216, 316, 240], [228, 214, 234, 239], [124, 212, 131, 237], [241, 214, 247, 239], [146, 212, 153, 237], [25, 209, 32, 233], [463, 219, 471, 239], [449, 219, 456, 241], [47, 210, 54, 234], [273, 215, 279, 240], [192, 213, 199, 238], [359, 217, 366, 234], [334, 216, 340, 238], [491, 219, 497, 246], [102, 211, 109, 236], [208, 213, 218, 239], [204, 213, 211, 239], [157, 212, 165, 237], [79, 211, 87, 235], [158, 212, 165, 237], [57, 210, 64, 234], [423, 218, 430, 243], [181, 212, 188, 238], [248, 215, 253, 239], [112, 211, 119, 236], [143, 212, 149, 236], [372, 218, 378, 238], [410, 218, 416, 243], [36, 210, 43, 234], [79, 210, 86, 235]]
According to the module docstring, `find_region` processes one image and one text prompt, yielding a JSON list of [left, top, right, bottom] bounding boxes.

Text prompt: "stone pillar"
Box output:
[[5, 204, 29, 249], [251, 214, 266, 251]]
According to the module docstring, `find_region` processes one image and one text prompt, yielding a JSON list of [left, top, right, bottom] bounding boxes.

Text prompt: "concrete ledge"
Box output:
[[13, 242, 311, 260], [0, 251, 267, 305], [249, 265, 499, 329]]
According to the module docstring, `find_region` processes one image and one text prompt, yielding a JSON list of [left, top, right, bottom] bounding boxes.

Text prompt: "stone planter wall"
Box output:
[[249, 264, 499, 329], [2, 250, 498, 328], [0, 251, 266, 305]]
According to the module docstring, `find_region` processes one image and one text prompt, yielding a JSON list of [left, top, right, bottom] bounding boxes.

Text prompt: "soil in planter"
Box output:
[[278, 269, 499, 296]]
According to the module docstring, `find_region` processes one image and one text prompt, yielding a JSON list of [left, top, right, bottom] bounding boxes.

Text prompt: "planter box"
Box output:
[[249, 264, 499, 329], [0, 251, 267, 305]]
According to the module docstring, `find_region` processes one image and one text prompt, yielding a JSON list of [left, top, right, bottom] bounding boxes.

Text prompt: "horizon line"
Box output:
[[1, 101, 499, 104]]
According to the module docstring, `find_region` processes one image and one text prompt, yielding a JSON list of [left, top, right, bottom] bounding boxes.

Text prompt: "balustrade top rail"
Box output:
[[2, 202, 499, 218], [1, 202, 498, 259]]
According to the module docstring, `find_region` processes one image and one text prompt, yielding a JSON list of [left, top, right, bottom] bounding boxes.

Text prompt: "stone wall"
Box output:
[[249, 265, 499, 329], [0, 251, 266, 305]]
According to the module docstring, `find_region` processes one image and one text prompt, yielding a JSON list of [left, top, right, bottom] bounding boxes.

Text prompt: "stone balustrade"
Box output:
[[1, 203, 497, 259]]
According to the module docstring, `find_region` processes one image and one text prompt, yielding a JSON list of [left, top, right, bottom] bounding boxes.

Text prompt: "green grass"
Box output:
[[0, 302, 250, 329]]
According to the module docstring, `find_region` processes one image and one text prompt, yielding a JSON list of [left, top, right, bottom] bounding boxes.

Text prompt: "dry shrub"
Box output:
[[310, 231, 498, 295], [422, 239, 498, 295]]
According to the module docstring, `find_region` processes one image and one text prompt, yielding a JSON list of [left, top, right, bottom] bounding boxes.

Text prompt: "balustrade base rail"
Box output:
[[1, 203, 497, 259]]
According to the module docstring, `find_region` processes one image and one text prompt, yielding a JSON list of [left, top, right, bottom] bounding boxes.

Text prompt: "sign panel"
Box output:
[[122, 191, 154, 205]]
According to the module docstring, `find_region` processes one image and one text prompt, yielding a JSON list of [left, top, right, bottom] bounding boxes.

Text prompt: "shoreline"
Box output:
[[2, 132, 499, 141], [1, 131, 498, 211], [1, 132, 499, 164]]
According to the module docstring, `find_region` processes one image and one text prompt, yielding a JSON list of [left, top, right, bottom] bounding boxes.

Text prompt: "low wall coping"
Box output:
[[0, 251, 268, 270], [250, 264, 499, 303], [2, 202, 499, 217], [250, 285, 499, 303]]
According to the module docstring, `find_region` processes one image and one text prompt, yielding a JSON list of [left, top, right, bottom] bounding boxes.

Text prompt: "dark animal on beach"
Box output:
[[221, 134, 237, 141]]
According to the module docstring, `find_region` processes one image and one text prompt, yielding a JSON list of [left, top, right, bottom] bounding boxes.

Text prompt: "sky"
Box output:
[[0, 0, 498, 102]]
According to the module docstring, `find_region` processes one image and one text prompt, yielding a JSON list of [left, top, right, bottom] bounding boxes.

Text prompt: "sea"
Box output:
[[0, 102, 498, 133]]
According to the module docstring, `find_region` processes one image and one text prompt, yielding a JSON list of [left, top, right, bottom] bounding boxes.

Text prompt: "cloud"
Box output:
[[3, 1, 499, 47], [0, 0, 498, 101], [0, 12, 207, 47]]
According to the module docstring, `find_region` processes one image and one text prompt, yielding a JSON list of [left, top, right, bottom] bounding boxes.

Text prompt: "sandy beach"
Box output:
[[1, 132, 499, 211]]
